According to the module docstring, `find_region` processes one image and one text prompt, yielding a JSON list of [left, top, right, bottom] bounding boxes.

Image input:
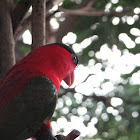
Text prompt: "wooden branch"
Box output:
[[14, 15, 31, 41], [59, 85, 140, 105], [14, 1, 56, 42], [55, 129, 80, 140], [14, 1, 140, 42], [58, 3, 140, 17], [59, 87, 111, 106], [0, 0, 15, 80], [59, 8, 135, 17], [31, 0, 46, 50], [85, 0, 97, 10], [123, 3, 140, 12], [12, 0, 32, 34], [65, 129, 80, 140]]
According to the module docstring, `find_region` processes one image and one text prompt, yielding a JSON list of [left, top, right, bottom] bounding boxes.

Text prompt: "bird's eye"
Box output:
[[73, 56, 76, 60], [72, 54, 78, 66]]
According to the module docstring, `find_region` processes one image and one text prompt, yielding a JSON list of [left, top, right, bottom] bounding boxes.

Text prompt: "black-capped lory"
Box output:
[[0, 43, 78, 140]]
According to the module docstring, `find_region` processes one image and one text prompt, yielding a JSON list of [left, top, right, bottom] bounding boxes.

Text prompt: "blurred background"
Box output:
[[1, 0, 140, 139]]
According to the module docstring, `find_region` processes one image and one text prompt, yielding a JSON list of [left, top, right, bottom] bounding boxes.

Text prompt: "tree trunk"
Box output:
[[0, 0, 15, 80], [31, 0, 46, 50]]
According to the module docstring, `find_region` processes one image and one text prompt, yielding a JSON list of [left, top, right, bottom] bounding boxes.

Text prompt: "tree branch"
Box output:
[[59, 87, 111, 106], [59, 86, 140, 105], [14, 1, 140, 43], [58, 3, 140, 17], [31, 0, 46, 49], [14, 1, 57, 42], [55, 0, 91, 43], [55, 129, 80, 140], [65, 129, 80, 140], [85, 0, 98, 10], [12, 0, 32, 35], [14, 15, 31, 41], [0, 0, 15, 80]]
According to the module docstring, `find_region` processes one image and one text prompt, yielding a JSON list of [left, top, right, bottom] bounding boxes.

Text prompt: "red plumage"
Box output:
[[0, 43, 78, 140], [0, 44, 76, 107]]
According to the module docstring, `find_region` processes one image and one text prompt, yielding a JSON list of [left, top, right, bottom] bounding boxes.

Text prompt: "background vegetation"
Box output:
[[0, 0, 140, 139]]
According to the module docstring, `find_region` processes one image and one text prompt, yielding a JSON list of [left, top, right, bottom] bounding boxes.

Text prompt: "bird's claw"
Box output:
[[55, 134, 65, 140]]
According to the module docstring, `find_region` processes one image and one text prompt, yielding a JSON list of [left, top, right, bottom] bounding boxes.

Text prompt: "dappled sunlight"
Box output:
[[74, 93, 83, 104], [64, 64, 90, 88], [111, 97, 123, 107], [57, 37, 140, 138], [58, 32, 140, 137], [51, 116, 98, 139], [130, 28, 140, 36], [62, 32, 77, 44], [115, 6, 123, 12], [134, 7, 140, 14], [132, 111, 139, 118], [111, 0, 119, 4], [127, 16, 135, 25], [112, 17, 120, 25], [135, 36, 140, 44], [72, 35, 98, 53], [50, 18, 59, 29], [119, 33, 135, 48], [76, 82, 94, 96], [22, 30, 32, 45], [130, 70, 140, 85]]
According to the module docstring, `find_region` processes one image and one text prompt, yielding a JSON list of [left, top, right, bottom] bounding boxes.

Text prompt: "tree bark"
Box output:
[[32, 0, 46, 50], [65, 129, 80, 140], [55, 129, 80, 140], [0, 0, 15, 80], [12, 0, 32, 35]]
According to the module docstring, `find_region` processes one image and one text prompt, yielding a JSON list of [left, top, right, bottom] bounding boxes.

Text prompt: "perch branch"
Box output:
[[55, 129, 80, 140], [65, 129, 80, 140]]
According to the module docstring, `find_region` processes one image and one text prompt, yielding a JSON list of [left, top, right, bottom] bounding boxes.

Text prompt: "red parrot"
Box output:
[[0, 43, 78, 140]]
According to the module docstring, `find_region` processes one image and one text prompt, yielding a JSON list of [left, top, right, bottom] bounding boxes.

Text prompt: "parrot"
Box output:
[[0, 43, 78, 140]]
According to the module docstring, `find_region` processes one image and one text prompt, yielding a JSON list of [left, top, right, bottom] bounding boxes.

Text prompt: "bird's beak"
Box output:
[[63, 71, 74, 87]]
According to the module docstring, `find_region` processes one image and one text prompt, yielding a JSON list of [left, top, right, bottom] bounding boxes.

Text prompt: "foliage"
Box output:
[[51, 0, 140, 139]]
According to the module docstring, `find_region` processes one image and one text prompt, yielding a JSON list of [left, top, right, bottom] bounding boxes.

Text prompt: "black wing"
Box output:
[[0, 76, 57, 140]]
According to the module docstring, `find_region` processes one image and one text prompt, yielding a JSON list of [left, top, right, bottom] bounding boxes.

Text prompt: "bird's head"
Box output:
[[27, 43, 78, 92]]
